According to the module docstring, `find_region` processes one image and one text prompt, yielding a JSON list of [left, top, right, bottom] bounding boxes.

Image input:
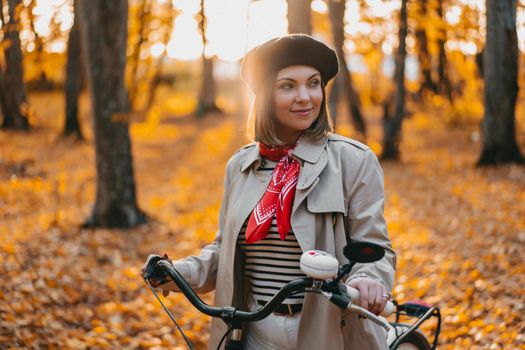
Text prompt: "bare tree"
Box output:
[[0, 0, 30, 130], [436, 0, 453, 101], [196, 0, 220, 118], [381, 0, 408, 160], [286, 0, 312, 34], [415, 0, 438, 96], [25, 0, 48, 88], [327, 0, 366, 137], [77, 0, 146, 227], [142, 0, 176, 112], [478, 0, 523, 165], [64, 0, 84, 139]]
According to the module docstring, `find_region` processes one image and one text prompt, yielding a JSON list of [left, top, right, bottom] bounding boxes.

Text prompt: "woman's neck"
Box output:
[[276, 131, 303, 146]]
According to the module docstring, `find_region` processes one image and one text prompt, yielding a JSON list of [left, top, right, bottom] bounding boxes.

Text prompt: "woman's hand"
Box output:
[[348, 277, 390, 316], [141, 252, 173, 297]]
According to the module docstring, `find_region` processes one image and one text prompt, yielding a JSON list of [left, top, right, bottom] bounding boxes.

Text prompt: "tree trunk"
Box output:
[[143, 1, 175, 113], [478, 0, 523, 165], [64, 0, 84, 139], [0, 0, 30, 130], [77, 0, 146, 228], [196, 0, 220, 118], [26, 0, 49, 89], [197, 56, 220, 117], [286, 0, 312, 34], [0, 2, 7, 119], [128, 0, 152, 110], [0, 64, 8, 121], [327, 0, 366, 137], [381, 0, 408, 160], [328, 80, 339, 127], [436, 0, 453, 102], [415, 0, 438, 96]]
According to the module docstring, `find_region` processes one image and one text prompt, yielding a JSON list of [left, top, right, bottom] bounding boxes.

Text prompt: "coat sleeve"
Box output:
[[160, 156, 235, 294], [344, 149, 396, 290]]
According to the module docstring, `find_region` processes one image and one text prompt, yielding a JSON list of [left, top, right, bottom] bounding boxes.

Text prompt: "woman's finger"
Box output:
[[162, 252, 173, 263], [358, 281, 369, 311], [371, 287, 384, 315]]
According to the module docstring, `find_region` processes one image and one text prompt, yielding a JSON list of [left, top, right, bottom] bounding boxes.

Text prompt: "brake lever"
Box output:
[[319, 281, 391, 331], [143, 255, 169, 282]]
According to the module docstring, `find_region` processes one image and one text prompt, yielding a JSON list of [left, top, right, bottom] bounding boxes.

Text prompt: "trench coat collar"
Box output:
[[240, 134, 329, 172]]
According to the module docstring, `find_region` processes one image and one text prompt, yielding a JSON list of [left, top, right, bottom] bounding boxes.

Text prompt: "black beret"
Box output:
[[241, 34, 339, 93]]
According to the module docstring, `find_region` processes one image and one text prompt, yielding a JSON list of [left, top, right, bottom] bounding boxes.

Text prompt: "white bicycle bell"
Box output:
[[300, 250, 339, 280]]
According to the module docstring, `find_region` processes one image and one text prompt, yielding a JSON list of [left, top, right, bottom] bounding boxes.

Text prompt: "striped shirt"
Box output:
[[238, 218, 306, 304]]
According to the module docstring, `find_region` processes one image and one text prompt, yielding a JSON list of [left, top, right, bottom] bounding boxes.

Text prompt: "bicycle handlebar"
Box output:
[[154, 258, 392, 331], [156, 260, 313, 322]]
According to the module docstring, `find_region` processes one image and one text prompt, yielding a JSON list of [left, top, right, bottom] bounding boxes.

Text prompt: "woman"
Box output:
[[143, 34, 396, 350]]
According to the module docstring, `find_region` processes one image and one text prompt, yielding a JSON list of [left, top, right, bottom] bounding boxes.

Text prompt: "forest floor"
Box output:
[[0, 90, 524, 349]]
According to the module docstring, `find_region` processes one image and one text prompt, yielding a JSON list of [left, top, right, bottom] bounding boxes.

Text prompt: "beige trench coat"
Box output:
[[172, 133, 396, 350]]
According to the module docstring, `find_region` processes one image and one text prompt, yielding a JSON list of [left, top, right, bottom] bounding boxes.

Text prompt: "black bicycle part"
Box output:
[[143, 255, 169, 282], [217, 326, 233, 350], [390, 302, 441, 350], [343, 241, 385, 263], [155, 260, 314, 349], [157, 260, 313, 324], [224, 338, 243, 350], [325, 283, 352, 309], [144, 277, 195, 350], [329, 262, 357, 287], [392, 330, 431, 350], [330, 241, 386, 287]]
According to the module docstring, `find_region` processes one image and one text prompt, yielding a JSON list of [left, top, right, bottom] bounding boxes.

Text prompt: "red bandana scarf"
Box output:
[[245, 140, 302, 243]]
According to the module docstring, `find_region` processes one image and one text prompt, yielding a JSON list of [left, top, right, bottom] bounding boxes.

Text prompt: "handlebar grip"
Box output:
[[346, 286, 394, 317]]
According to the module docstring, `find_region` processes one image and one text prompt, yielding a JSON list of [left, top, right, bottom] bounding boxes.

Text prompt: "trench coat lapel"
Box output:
[[236, 143, 273, 241], [291, 135, 329, 251]]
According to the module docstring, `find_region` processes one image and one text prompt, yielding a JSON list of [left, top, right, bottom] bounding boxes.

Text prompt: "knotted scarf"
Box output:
[[245, 140, 302, 243]]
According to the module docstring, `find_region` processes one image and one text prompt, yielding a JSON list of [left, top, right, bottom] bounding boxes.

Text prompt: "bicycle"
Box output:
[[143, 241, 441, 350]]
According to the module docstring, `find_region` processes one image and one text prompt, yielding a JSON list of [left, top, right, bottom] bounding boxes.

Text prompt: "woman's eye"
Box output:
[[280, 83, 293, 89], [309, 80, 320, 87]]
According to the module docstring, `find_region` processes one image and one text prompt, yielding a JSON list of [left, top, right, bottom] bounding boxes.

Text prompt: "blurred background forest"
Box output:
[[0, 0, 524, 349]]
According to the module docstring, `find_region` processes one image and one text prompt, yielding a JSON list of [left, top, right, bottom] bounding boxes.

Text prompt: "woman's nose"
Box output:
[[295, 86, 310, 103]]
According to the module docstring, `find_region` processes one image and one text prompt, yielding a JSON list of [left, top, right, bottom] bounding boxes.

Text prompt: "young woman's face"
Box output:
[[271, 65, 323, 144]]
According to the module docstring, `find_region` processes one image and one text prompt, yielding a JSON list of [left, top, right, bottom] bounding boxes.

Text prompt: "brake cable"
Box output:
[[144, 278, 195, 350]]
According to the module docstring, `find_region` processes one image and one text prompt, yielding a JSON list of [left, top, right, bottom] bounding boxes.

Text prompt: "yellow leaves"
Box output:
[[63, 286, 81, 303], [150, 196, 165, 209], [451, 185, 463, 196], [163, 92, 197, 116], [335, 124, 353, 138], [122, 266, 139, 279], [368, 140, 383, 156], [1, 89, 522, 350], [1, 106, 226, 348], [93, 326, 107, 334], [468, 269, 480, 280], [106, 279, 118, 291], [2, 243, 16, 254]]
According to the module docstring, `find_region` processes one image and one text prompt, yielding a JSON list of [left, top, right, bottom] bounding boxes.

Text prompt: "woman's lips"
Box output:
[[290, 108, 313, 116]]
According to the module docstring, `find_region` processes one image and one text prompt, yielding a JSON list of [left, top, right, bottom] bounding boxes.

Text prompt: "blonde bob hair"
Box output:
[[246, 72, 334, 146]]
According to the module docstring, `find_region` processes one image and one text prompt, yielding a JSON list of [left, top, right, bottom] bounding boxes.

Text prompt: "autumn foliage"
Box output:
[[0, 90, 524, 349], [1, 0, 525, 349]]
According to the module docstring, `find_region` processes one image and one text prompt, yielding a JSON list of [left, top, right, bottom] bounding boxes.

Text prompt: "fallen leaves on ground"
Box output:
[[0, 93, 524, 349]]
